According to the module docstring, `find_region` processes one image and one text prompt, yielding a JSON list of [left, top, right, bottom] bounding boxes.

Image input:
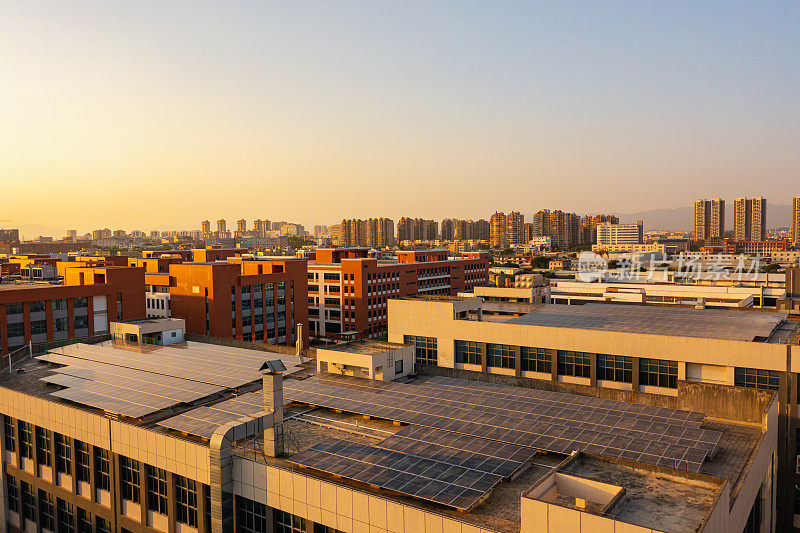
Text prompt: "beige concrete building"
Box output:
[[388, 296, 800, 530], [315, 340, 414, 380]]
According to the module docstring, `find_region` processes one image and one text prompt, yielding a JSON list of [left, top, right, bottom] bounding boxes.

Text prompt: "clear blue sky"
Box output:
[[1, 1, 798, 232]]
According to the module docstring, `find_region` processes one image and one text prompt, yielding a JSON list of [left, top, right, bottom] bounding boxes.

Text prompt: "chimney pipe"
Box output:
[[261, 362, 285, 457]]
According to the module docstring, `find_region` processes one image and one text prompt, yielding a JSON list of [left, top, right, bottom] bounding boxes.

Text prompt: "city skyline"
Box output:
[[2, 2, 799, 231]]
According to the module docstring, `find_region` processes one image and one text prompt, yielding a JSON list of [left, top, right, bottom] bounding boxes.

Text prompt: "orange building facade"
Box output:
[[168, 258, 308, 348], [0, 266, 145, 356], [307, 248, 489, 338]]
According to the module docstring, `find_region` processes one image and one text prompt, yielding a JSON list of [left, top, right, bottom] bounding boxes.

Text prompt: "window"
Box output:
[[639, 358, 678, 388], [30, 300, 46, 313], [455, 340, 481, 365], [7, 474, 18, 513], [521, 347, 551, 373], [94, 447, 110, 491], [487, 343, 515, 369], [324, 272, 340, 281], [54, 298, 67, 311], [74, 315, 89, 330], [557, 351, 590, 378], [30, 319, 47, 335], [404, 335, 438, 366], [147, 465, 168, 514], [175, 475, 198, 526], [734, 367, 779, 391], [4, 415, 15, 452], [18, 421, 33, 459], [237, 496, 269, 533], [77, 508, 92, 533], [36, 427, 52, 466], [21, 481, 36, 521], [75, 440, 90, 482], [6, 302, 23, 315], [275, 510, 306, 533], [120, 456, 140, 503], [314, 525, 344, 533], [57, 498, 74, 533], [7, 322, 24, 338], [96, 516, 112, 533], [597, 355, 633, 383], [55, 317, 68, 332], [395, 359, 403, 374], [73, 297, 88, 309], [39, 489, 55, 530]]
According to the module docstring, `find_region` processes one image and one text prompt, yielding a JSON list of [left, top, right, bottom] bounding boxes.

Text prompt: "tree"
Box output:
[[531, 256, 550, 269]]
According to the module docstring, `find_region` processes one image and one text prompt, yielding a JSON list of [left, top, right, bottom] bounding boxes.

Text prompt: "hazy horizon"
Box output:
[[2, 2, 799, 232]]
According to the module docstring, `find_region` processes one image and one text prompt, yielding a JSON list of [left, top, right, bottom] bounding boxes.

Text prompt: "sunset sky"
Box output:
[[1, 1, 798, 233]]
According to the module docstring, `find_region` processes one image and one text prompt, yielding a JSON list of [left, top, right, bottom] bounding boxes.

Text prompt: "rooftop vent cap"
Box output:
[[259, 360, 287, 374]]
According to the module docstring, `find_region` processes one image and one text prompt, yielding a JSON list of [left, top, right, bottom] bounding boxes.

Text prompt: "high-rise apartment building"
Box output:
[[397, 218, 438, 242], [694, 198, 725, 242], [307, 248, 488, 338], [338, 218, 395, 248], [506, 211, 525, 246], [201, 220, 211, 236], [454, 219, 489, 241], [792, 196, 800, 247], [579, 214, 619, 244], [489, 212, 507, 248], [216, 219, 227, 238], [532, 210, 581, 251], [440, 218, 456, 240], [489, 211, 524, 248], [236, 219, 247, 233], [734, 197, 767, 241]]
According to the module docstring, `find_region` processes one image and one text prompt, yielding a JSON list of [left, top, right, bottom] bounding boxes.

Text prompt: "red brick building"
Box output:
[[701, 238, 790, 254], [0, 266, 145, 356], [307, 248, 489, 338], [168, 258, 308, 348]]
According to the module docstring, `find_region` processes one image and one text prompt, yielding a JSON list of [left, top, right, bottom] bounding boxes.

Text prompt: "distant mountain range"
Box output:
[[614, 203, 793, 232]]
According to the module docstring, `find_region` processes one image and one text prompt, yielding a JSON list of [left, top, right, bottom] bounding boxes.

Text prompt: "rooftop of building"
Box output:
[[530, 453, 725, 532], [321, 339, 408, 356], [501, 303, 793, 342], [0, 343, 771, 533]]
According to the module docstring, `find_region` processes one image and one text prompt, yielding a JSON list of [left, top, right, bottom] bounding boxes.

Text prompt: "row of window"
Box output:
[[6, 298, 82, 316], [8, 474, 112, 532], [4, 416, 202, 526], [237, 496, 343, 533], [454, 342, 676, 386]]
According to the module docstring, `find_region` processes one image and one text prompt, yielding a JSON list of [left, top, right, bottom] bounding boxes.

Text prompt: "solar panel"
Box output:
[[289, 438, 502, 510], [157, 392, 267, 438], [283, 375, 717, 472], [47, 341, 302, 389], [36, 339, 301, 418]]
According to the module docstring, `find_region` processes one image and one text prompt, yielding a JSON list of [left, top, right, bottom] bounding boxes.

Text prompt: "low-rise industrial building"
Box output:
[[0, 317, 780, 533], [388, 295, 800, 530]]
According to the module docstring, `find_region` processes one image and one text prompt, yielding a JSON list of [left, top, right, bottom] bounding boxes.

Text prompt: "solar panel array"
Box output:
[[46, 341, 302, 388], [377, 425, 535, 478], [36, 341, 302, 419], [283, 374, 720, 472], [289, 437, 503, 510], [157, 392, 266, 438]]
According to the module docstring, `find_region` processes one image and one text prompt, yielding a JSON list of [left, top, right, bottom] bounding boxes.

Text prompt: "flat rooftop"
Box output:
[[548, 454, 724, 532], [323, 339, 407, 356], [502, 303, 792, 342]]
